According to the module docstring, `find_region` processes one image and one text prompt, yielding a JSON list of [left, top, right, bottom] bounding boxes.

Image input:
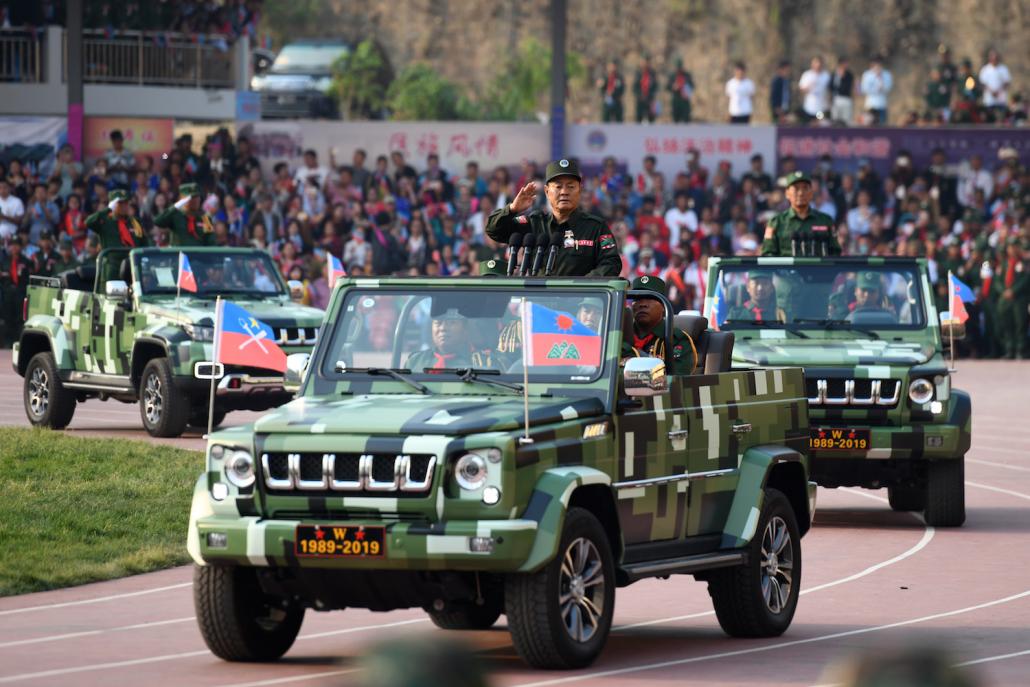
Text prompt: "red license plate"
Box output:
[[295, 525, 385, 558]]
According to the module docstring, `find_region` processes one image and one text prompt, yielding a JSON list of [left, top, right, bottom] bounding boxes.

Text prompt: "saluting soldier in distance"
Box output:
[[154, 182, 215, 247], [627, 275, 698, 375], [486, 158, 622, 277], [761, 171, 841, 256], [85, 189, 150, 250]]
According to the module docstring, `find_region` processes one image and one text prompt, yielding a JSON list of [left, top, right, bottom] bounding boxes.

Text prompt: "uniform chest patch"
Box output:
[[516, 215, 529, 224], [563, 230, 576, 249], [599, 233, 615, 250], [577, 239, 594, 247]]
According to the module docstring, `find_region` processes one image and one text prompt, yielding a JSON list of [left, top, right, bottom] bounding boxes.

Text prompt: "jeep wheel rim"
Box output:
[[558, 537, 606, 643], [143, 373, 163, 425], [28, 366, 49, 418], [760, 515, 793, 614]]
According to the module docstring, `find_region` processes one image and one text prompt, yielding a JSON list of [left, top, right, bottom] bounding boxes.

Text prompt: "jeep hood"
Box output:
[[734, 338, 936, 367], [253, 394, 606, 436], [143, 298, 324, 327]]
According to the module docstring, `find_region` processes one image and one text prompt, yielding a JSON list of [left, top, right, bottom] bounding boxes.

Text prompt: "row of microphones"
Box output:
[[791, 229, 832, 257], [504, 230, 564, 276]]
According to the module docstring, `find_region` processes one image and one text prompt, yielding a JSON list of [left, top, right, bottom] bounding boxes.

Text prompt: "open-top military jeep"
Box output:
[[188, 276, 815, 669], [706, 256, 970, 527], [15, 247, 325, 437]]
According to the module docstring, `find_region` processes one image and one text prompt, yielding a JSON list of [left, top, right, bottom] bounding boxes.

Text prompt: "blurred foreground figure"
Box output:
[[357, 636, 491, 687], [823, 646, 981, 687]]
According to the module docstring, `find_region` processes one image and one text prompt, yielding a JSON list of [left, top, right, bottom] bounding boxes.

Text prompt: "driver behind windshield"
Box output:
[[727, 272, 786, 322], [846, 271, 895, 321], [406, 308, 495, 372]]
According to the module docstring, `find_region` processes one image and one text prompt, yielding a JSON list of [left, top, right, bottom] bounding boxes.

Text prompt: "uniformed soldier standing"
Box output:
[[84, 189, 150, 250], [628, 275, 697, 375], [486, 159, 622, 277], [154, 182, 215, 247], [51, 236, 80, 275], [762, 171, 841, 256], [667, 58, 695, 123], [633, 56, 658, 123], [993, 239, 1029, 359], [596, 60, 625, 122]]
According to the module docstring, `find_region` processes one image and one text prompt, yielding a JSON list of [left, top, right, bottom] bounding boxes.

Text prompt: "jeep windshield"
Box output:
[[712, 264, 926, 332], [133, 251, 287, 297], [320, 289, 611, 384]]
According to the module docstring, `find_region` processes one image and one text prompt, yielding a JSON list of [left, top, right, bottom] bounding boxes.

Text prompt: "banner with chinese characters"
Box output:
[[239, 121, 550, 177], [82, 117, 174, 165], [777, 126, 1029, 177], [566, 123, 777, 183]]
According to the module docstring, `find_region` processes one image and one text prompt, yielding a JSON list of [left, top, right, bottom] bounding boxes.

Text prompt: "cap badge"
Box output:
[[559, 159, 569, 168], [641, 276, 649, 283]]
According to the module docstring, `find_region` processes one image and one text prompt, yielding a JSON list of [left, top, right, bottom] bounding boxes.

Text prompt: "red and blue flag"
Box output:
[[214, 300, 287, 372], [328, 253, 346, 288], [177, 252, 198, 293], [520, 302, 602, 367], [706, 282, 728, 331], [945, 271, 970, 325]]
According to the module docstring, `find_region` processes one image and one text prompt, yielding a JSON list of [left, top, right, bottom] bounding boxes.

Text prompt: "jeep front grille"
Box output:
[[261, 452, 436, 493], [274, 326, 319, 346], [807, 378, 901, 407]]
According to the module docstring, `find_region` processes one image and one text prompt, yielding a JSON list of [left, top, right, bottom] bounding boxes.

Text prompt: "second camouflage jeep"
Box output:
[[188, 276, 815, 669], [14, 247, 325, 437]]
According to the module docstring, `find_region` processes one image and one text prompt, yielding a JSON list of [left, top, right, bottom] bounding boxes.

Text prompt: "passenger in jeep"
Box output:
[[727, 272, 786, 323], [405, 307, 495, 372]]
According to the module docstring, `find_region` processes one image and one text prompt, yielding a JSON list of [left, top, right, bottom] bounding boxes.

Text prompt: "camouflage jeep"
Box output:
[[188, 276, 815, 669], [706, 256, 971, 527], [14, 247, 325, 437]]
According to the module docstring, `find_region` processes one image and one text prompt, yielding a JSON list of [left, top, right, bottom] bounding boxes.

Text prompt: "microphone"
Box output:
[[544, 231, 563, 276], [791, 234, 800, 257], [519, 233, 537, 276], [506, 232, 523, 276], [529, 234, 548, 275]]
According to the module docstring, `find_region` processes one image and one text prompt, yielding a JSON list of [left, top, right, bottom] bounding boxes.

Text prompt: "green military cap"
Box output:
[[784, 170, 811, 187], [433, 307, 464, 321], [58, 235, 73, 248], [577, 296, 604, 311], [856, 271, 881, 289], [109, 189, 128, 202], [631, 274, 667, 297], [545, 158, 582, 184], [478, 258, 506, 277], [747, 271, 774, 281], [179, 182, 200, 197]]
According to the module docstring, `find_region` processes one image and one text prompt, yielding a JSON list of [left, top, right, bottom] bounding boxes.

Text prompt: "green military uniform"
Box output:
[[667, 60, 694, 123], [632, 63, 658, 123], [598, 66, 625, 122], [84, 190, 150, 251], [629, 276, 698, 375], [761, 172, 841, 257], [727, 298, 786, 323], [485, 159, 622, 277], [992, 241, 1029, 359], [154, 182, 215, 247], [405, 310, 495, 371], [51, 237, 80, 276], [847, 271, 894, 321]]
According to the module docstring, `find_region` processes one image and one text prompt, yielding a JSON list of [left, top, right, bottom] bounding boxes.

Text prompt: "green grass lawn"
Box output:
[[0, 428, 203, 596]]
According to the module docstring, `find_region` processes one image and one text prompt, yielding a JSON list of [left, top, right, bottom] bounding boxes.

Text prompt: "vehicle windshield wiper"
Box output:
[[434, 367, 524, 393], [723, 319, 809, 339], [791, 318, 880, 340], [333, 365, 432, 395]]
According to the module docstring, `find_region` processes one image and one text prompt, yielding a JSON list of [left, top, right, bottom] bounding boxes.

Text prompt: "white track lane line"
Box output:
[[0, 616, 194, 649], [971, 445, 1030, 456], [618, 488, 932, 631], [968, 458, 1030, 473], [513, 590, 1030, 687], [966, 481, 1030, 502], [218, 668, 361, 687], [0, 582, 191, 617], [956, 648, 1030, 667], [0, 618, 428, 684]]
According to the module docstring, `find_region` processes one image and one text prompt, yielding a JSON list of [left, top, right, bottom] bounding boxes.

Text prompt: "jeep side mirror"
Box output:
[[623, 357, 668, 397], [284, 352, 311, 393], [939, 312, 966, 342], [105, 280, 129, 300], [288, 279, 305, 302]]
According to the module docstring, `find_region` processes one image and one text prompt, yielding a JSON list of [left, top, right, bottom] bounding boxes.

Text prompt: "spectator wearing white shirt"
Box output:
[[860, 55, 893, 124], [725, 62, 756, 124], [293, 149, 330, 191], [798, 56, 830, 123], [978, 49, 1011, 118], [956, 154, 993, 208], [846, 191, 876, 237], [664, 192, 698, 248], [0, 179, 24, 240]]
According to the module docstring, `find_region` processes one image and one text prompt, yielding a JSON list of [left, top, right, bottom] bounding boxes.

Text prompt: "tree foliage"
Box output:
[[480, 38, 587, 121], [386, 64, 478, 121], [329, 39, 392, 120]]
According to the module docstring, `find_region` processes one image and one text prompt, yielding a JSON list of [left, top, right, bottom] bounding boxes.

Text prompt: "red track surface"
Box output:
[[1, 353, 1028, 686]]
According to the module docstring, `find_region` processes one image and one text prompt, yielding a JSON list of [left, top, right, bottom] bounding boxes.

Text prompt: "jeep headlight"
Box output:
[[454, 452, 489, 490], [224, 449, 256, 488], [184, 323, 214, 342], [908, 378, 935, 405]]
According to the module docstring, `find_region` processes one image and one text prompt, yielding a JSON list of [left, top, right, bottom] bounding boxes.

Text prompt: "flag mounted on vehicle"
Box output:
[[520, 302, 602, 367], [328, 253, 346, 288], [943, 271, 970, 325], [214, 300, 287, 372], [177, 252, 197, 293], [706, 282, 728, 331]]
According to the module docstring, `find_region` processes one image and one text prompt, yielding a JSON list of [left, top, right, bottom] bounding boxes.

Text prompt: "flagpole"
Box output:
[[948, 271, 955, 372], [520, 297, 532, 445], [176, 251, 183, 324], [207, 296, 221, 437]]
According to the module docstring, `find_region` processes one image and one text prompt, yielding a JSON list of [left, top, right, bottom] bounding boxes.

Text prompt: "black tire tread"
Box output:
[[24, 352, 76, 429], [888, 485, 926, 512], [924, 457, 966, 527], [140, 358, 190, 438]]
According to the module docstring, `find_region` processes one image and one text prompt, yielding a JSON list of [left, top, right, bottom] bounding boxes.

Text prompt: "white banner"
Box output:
[[239, 120, 550, 178], [566, 123, 777, 183], [0, 115, 67, 156]]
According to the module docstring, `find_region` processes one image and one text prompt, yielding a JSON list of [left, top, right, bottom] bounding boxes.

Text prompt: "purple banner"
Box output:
[[777, 126, 1029, 176]]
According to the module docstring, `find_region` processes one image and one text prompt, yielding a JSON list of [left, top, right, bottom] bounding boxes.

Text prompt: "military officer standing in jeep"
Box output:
[[154, 182, 215, 247], [486, 159, 622, 277], [85, 189, 150, 250], [762, 171, 841, 257]]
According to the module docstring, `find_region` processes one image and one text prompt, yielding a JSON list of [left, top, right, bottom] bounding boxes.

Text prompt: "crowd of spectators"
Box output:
[[0, 128, 1027, 354], [601, 47, 1024, 127]]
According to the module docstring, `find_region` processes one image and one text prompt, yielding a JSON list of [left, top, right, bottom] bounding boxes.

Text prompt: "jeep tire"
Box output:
[[23, 351, 76, 429], [194, 565, 304, 662], [505, 507, 615, 669], [189, 408, 227, 431], [888, 485, 926, 512], [139, 358, 189, 437], [707, 488, 801, 638], [924, 457, 965, 527]]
